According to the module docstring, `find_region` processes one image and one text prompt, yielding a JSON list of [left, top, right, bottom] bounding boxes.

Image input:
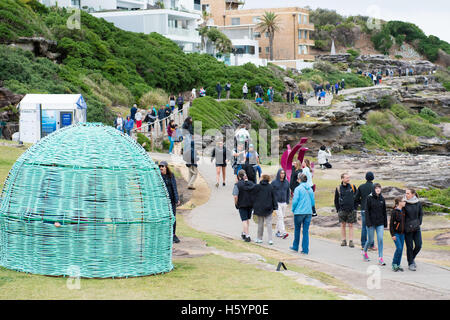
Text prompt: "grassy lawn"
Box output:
[[0, 141, 29, 190]]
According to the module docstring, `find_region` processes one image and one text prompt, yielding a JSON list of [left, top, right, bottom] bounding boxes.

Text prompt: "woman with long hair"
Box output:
[[390, 196, 406, 272], [159, 161, 181, 243], [167, 119, 176, 154]]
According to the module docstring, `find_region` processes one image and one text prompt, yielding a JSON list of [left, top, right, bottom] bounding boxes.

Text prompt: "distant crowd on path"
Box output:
[[313, 79, 346, 104]]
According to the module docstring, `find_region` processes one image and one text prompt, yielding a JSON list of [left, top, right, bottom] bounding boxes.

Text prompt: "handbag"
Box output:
[[405, 219, 420, 233]]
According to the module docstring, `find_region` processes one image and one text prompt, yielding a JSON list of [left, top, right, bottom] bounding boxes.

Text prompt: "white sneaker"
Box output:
[[255, 239, 262, 243], [268, 240, 273, 245]]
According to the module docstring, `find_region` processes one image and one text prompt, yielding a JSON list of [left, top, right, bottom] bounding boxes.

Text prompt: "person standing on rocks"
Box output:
[[355, 172, 376, 250], [361, 183, 387, 266], [233, 169, 255, 242], [390, 196, 407, 272], [290, 174, 315, 254], [159, 161, 181, 243], [403, 188, 423, 271], [334, 173, 357, 248], [252, 174, 278, 245], [271, 169, 290, 239]]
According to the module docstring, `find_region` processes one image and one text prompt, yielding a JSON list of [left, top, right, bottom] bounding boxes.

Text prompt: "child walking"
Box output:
[[390, 196, 406, 271]]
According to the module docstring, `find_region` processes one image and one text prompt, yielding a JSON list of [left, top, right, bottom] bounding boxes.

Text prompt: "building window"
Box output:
[[234, 45, 255, 55], [231, 18, 240, 25], [252, 16, 260, 23], [298, 45, 308, 55], [265, 47, 270, 54], [254, 32, 261, 38], [298, 29, 302, 39], [194, 0, 201, 11], [305, 30, 308, 39], [71, 0, 80, 6], [265, 32, 269, 38], [259, 47, 262, 53], [202, 4, 210, 13], [298, 14, 309, 24]]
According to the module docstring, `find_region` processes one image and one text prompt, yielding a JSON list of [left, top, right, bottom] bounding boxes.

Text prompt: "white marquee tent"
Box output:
[[18, 94, 87, 144]]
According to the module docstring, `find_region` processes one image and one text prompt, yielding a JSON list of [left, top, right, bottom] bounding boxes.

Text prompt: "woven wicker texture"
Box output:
[[0, 123, 174, 278]]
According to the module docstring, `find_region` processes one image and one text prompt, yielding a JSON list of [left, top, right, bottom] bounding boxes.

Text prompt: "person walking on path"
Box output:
[[167, 119, 176, 154], [271, 169, 290, 239], [319, 90, 326, 104], [390, 196, 407, 272], [130, 104, 138, 121], [211, 140, 230, 187], [233, 169, 255, 242], [242, 83, 248, 99], [135, 109, 143, 132], [144, 107, 157, 132], [216, 82, 223, 100], [355, 172, 376, 250], [252, 174, 278, 245], [404, 188, 423, 271], [114, 115, 124, 132], [225, 82, 231, 99], [334, 83, 340, 95], [157, 106, 166, 132], [302, 159, 317, 217], [362, 183, 387, 265], [317, 145, 332, 169], [176, 93, 184, 115], [159, 161, 181, 243], [335, 173, 357, 248], [124, 115, 134, 136], [169, 94, 176, 111], [290, 174, 315, 254], [267, 87, 274, 102], [184, 139, 199, 190]]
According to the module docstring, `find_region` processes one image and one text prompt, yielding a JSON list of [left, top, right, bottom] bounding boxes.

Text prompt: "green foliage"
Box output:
[[390, 103, 411, 118], [402, 117, 441, 137], [313, 61, 338, 74], [346, 49, 360, 62], [434, 69, 450, 92], [371, 27, 393, 55], [298, 67, 373, 88], [417, 188, 450, 208], [379, 95, 396, 109], [314, 39, 330, 51], [139, 88, 169, 109], [136, 133, 152, 152], [310, 8, 344, 27]]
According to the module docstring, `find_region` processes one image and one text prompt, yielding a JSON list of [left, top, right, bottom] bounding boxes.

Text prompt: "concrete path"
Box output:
[[150, 152, 450, 300]]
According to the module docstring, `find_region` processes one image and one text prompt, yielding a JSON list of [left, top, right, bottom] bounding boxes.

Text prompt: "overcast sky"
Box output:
[[243, 0, 450, 43]]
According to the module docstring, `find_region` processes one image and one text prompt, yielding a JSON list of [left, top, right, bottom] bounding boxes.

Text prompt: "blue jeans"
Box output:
[[364, 225, 384, 257], [392, 233, 405, 266], [360, 210, 374, 248], [292, 214, 312, 253], [168, 136, 174, 153]]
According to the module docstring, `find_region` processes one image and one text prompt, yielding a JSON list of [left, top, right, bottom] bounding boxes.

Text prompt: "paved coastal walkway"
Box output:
[[150, 152, 450, 300]]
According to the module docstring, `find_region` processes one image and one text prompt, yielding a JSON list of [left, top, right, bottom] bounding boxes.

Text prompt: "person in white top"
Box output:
[[191, 88, 196, 100], [317, 145, 332, 169], [242, 83, 248, 99], [135, 109, 143, 132]]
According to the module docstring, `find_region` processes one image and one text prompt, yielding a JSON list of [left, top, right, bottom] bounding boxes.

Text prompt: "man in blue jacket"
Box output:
[[290, 174, 315, 254]]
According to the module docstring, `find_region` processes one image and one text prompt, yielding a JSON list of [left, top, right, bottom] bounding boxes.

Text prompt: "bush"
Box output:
[[402, 117, 441, 137], [390, 104, 411, 118], [313, 61, 338, 74], [136, 133, 152, 151], [379, 95, 396, 109], [139, 88, 169, 109]]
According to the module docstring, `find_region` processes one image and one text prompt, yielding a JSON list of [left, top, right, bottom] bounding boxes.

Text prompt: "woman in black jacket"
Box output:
[[390, 196, 406, 272], [159, 161, 180, 243], [289, 160, 303, 195], [211, 141, 230, 188], [252, 174, 278, 245], [362, 183, 387, 265]]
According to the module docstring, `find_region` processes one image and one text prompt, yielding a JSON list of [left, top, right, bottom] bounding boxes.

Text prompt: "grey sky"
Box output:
[[243, 0, 450, 43]]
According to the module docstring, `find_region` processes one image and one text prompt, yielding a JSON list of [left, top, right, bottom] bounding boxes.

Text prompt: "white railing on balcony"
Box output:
[[167, 27, 198, 38]]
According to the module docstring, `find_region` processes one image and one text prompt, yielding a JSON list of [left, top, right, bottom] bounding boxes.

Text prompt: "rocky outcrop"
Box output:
[[352, 54, 436, 74], [0, 86, 23, 108], [7, 37, 60, 61], [315, 53, 351, 63]]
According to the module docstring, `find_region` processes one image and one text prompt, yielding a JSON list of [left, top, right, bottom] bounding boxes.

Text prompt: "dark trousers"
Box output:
[[172, 203, 177, 235], [405, 230, 422, 265]]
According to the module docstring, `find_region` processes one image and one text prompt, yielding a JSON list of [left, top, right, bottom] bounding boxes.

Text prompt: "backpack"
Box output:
[[337, 184, 356, 211]]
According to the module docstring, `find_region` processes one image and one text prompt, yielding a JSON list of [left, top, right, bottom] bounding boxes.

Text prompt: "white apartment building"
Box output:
[[40, 0, 202, 53]]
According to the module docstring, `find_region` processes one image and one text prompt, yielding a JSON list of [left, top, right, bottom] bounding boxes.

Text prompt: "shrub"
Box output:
[[313, 61, 338, 73], [139, 88, 169, 109], [137, 133, 152, 151], [390, 104, 411, 118], [402, 117, 441, 137], [379, 95, 396, 109]]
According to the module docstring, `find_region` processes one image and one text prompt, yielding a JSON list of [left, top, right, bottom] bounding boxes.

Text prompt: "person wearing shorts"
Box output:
[[335, 173, 357, 247], [233, 170, 255, 242]]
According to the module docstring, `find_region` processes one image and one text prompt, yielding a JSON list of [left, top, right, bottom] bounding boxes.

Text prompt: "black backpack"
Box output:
[[337, 184, 356, 211]]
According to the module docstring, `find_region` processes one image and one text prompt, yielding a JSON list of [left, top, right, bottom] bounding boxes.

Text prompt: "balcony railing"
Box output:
[[167, 27, 199, 38]]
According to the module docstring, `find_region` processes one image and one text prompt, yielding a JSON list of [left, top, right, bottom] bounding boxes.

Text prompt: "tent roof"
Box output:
[[18, 94, 87, 110]]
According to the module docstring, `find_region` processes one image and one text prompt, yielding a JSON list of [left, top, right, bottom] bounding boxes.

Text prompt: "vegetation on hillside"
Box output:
[[309, 8, 450, 63], [359, 99, 447, 151], [417, 188, 450, 213], [0, 0, 288, 123]]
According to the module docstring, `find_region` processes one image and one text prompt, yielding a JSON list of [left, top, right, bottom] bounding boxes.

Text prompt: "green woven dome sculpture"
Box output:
[[0, 123, 174, 278]]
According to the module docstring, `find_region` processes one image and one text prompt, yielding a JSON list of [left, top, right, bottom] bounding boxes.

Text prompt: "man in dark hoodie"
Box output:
[[404, 188, 423, 271], [271, 169, 290, 239], [233, 170, 255, 242], [355, 172, 376, 250], [252, 174, 278, 245]]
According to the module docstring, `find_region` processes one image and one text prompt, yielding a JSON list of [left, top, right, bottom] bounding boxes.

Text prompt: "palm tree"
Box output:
[[257, 11, 281, 61]]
